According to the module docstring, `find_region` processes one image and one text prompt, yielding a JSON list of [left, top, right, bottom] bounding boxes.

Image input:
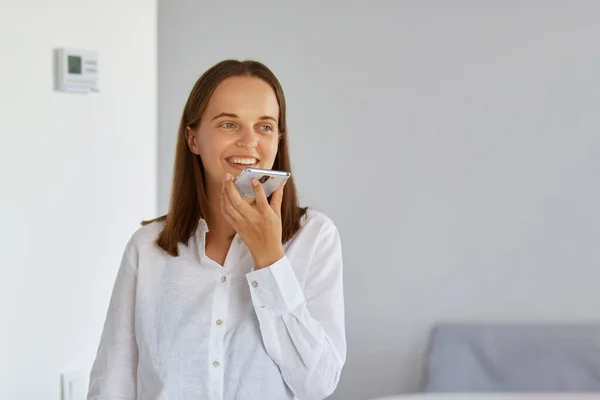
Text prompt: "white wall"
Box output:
[[158, 1, 600, 399], [0, 0, 156, 398]]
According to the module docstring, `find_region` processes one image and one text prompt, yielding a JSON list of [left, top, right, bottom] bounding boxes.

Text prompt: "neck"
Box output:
[[205, 182, 236, 240]]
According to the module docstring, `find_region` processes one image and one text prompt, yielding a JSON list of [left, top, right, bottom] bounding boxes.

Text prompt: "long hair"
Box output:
[[144, 60, 306, 257]]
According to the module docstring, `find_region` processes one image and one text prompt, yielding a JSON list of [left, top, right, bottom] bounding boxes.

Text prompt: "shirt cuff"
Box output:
[[246, 256, 305, 317]]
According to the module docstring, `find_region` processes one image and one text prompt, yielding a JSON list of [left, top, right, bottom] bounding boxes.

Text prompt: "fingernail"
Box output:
[[225, 173, 233, 181], [252, 179, 259, 187]]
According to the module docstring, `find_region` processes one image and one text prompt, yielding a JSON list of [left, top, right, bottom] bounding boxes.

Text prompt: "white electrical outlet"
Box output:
[[61, 370, 88, 400]]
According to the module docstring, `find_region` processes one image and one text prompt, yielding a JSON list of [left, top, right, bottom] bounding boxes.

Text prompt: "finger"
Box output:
[[269, 181, 286, 217], [221, 175, 244, 220], [221, 174, 231, 201], [221, 200, 237, 227], [225, 174, 253, 216], [251, 179, 270, 211], [221, 185, 244, 221]]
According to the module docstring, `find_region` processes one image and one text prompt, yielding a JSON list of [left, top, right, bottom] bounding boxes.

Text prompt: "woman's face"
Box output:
[[186, 76, 280, 189]]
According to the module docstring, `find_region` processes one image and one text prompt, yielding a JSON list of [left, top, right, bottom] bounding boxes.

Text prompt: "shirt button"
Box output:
[[221, 276, 226, 283], [216, 319, 223, 325], [251, 281, 258, 288], [212, 361, 220, 368]]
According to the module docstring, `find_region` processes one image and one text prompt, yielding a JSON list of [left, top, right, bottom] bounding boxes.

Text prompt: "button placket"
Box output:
[[208, 271, 228, 397]]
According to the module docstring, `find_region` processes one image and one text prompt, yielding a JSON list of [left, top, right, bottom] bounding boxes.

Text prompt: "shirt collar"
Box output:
[[198, 218, 209, 233]]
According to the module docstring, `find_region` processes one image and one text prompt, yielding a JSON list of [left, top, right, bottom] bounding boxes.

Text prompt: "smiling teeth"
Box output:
[[229, 157, 257, 165]]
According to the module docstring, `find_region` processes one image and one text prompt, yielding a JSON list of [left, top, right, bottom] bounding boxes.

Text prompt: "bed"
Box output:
[[370, 323, 600, 400]]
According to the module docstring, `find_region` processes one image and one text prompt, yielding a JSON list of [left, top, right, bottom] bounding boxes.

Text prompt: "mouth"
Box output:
[[226, 156, 260, 171]]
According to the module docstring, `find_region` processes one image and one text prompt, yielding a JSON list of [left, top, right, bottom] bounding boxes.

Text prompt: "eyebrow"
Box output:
[[212, 112, 277, 123]]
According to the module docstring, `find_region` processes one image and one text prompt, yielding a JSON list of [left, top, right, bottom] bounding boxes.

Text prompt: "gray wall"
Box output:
[[158, 1, 600, 398]]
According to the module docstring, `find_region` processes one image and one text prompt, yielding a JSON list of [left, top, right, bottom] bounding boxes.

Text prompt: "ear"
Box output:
[[185, 126, 200, 155]]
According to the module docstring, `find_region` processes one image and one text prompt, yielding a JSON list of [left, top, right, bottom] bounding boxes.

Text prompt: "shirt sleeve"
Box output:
[[245, 221, 346, 400], [87, 253, 138, 400]]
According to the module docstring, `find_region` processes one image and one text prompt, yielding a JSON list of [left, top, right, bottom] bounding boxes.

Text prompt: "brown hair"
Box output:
[[144, 59, 307, 257]]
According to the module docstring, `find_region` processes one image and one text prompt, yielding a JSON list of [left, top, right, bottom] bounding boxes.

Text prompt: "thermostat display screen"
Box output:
[[68, 55, 82, 74]]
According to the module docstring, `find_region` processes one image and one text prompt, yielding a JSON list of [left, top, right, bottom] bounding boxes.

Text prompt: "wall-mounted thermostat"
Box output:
[[54, 48, 99, 93]]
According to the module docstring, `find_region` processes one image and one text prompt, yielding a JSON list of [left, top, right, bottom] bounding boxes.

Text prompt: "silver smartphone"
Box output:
[[234, 168, 291, 198]]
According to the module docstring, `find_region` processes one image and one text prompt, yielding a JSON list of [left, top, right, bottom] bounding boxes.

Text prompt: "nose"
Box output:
[[235, 126, 259, 149]]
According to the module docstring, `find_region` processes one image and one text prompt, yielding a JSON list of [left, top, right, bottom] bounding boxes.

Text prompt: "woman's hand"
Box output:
[[221, 173, 286, 270]]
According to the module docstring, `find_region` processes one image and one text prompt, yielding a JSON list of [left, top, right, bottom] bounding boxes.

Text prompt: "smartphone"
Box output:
[[234, 168, 291, 198]]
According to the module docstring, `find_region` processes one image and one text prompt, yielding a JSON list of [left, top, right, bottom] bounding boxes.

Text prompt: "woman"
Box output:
[[88, 59, 346, 400]]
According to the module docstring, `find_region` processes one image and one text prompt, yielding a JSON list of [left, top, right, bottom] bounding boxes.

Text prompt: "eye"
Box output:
[[221, 122, 235, 129], [259, 124, 274, 133]]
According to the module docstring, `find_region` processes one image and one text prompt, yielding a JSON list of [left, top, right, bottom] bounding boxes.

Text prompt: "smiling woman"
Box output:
[[87, 59, 347, 400], [150, 61, 305, 257]]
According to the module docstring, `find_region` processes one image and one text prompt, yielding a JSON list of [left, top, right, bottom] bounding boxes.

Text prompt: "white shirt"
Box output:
[[87, 209, 346, 400]]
